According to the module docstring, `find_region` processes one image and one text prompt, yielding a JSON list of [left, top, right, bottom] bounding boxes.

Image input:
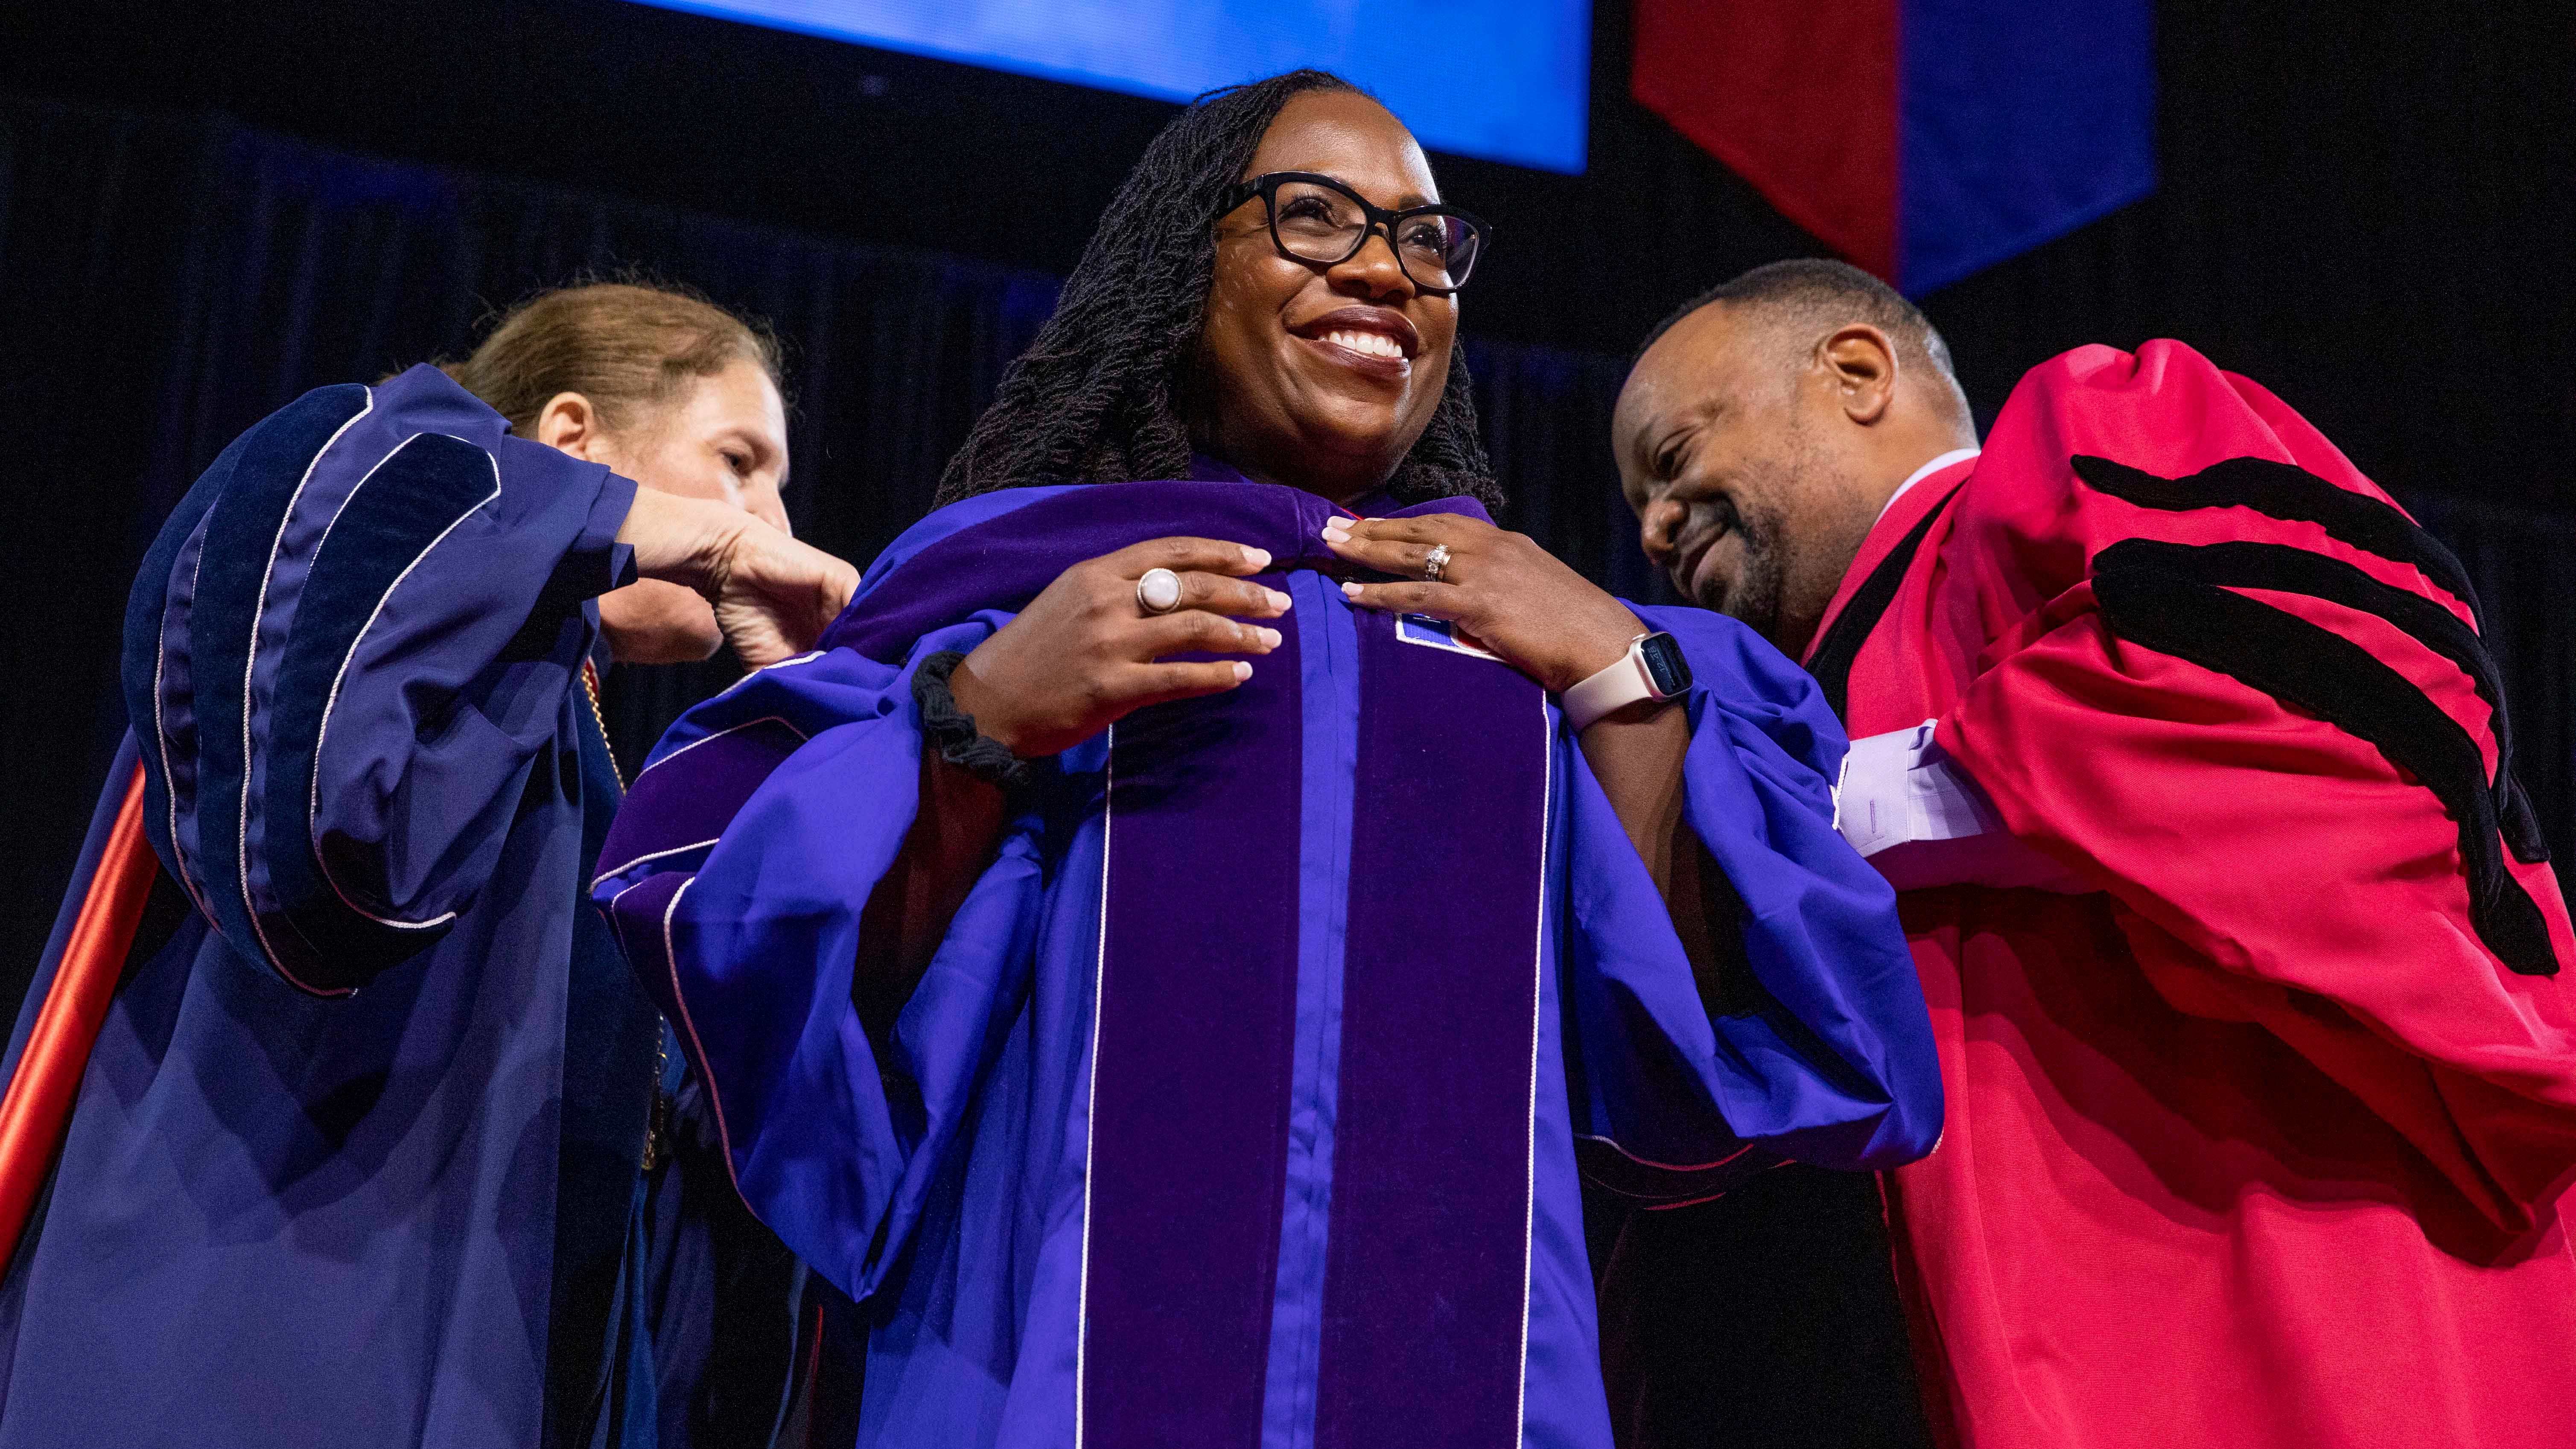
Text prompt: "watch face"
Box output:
[[1638, 632, 1692, 697]]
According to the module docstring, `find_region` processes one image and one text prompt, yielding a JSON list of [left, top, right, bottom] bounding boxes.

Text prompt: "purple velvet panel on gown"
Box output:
[[1314, 608, 1550, 1449], [594, 479, 1943, 1448], [1086, 588, 1304, 1443]]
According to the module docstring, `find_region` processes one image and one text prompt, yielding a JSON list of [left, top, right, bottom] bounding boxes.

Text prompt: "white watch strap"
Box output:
[[1560, 641, 1654, 732]]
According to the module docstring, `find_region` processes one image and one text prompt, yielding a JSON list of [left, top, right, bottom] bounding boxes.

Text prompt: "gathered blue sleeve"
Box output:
[[120, 364, 635, 995], [1562, 604, 1943, 1206], [590, 615, 1034, 1303]]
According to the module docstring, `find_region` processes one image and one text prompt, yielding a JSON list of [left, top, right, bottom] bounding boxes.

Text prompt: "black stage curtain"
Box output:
[[5, 92, 2570, 1019]]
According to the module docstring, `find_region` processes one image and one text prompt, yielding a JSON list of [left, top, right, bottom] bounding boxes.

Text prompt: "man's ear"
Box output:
[[533, 391, 607, 461], [1817, 325, 1900, 426]]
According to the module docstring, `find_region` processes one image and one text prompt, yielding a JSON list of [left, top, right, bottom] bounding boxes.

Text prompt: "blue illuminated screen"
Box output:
[[624, 0, 1590, 172]]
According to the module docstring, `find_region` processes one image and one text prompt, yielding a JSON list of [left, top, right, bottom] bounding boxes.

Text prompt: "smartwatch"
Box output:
[[1559, 632, 1692, 732]]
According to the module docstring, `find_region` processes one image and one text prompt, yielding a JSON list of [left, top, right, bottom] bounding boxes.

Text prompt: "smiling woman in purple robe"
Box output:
[[594, 71, 1943, 1449]]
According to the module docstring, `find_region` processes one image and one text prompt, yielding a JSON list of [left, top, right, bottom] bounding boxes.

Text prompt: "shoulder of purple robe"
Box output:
[[1563, 602, 1944, 1201], [593, 481, 1114, 885], [120, 363, 637, 995], [592, 621, 1027, 1303], [816, 478, 1488, 662], [610, 475, 1336, 923]]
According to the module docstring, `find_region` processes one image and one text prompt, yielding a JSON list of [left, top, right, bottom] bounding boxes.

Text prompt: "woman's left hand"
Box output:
[[1324, 513, 1645, 693]]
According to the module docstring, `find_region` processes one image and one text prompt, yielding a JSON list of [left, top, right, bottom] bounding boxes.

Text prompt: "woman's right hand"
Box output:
[[948, 536, 1290, 758]]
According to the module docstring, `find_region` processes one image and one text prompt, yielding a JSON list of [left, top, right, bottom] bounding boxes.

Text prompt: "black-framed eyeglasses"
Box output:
[[1216, 171, 1490, 295]]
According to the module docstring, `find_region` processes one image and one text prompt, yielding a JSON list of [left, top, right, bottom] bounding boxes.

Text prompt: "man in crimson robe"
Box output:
[[1604, 258, 2576, 1449]]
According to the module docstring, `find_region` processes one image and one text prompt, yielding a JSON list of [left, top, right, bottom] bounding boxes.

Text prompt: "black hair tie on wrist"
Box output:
[[911, 650, 1034, 791]]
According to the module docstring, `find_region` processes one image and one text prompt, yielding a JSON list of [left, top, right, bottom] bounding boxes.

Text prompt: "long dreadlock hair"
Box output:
[[934, 69, 1499, 510]]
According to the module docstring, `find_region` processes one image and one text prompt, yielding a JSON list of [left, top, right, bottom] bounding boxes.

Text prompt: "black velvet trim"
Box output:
[[260, 431, 500, 991], [2070, 453, 2482, 617], [120, 414, 262, 883], [2098, 539, 2546, 864], [2090, 551, 2559, 977], [124, 385, 373, 965], [1806, 484, 1963, 722]]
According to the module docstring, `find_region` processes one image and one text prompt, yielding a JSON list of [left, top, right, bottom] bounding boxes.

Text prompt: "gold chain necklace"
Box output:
[[579, 659, 618, 778]]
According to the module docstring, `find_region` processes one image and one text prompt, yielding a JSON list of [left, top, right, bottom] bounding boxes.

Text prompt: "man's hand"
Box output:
[[618, 488, 860, 666]]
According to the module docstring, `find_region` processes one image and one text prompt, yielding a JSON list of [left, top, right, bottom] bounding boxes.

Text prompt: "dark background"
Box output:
[[4, 0, 2572, 1001]]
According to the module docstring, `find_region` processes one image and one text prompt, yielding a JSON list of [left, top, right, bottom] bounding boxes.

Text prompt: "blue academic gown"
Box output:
[[594, 479, 1945, 1449], [0, 367, 793, 1448]]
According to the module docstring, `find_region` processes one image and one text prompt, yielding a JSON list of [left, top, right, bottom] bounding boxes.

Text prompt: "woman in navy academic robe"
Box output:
[[593, 73, 1945, 1448], [0, 283, 858, 1447]]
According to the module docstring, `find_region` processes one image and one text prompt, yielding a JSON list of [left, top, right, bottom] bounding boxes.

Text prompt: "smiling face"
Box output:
[[1614, 303, 1879, 656], [1190, 89, 1459, 505]]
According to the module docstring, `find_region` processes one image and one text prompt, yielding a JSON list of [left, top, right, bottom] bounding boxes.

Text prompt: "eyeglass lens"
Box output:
[[1269, 179, 1481, 290]]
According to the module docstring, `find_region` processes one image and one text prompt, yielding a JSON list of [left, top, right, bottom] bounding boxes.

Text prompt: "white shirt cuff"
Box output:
[[1835, 721, 2092, 894]]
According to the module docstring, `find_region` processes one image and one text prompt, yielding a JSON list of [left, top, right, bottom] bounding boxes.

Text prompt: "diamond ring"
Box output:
[[1422, 543, 1452, 583]]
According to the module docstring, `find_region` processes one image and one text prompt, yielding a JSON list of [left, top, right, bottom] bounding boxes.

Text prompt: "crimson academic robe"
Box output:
[[1811, 340, 2576, 1449]]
